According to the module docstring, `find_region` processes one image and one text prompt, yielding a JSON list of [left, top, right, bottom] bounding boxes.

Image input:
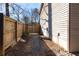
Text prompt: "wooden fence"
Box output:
[[0, 13, 40, 55], [0, 13, 27, 55]]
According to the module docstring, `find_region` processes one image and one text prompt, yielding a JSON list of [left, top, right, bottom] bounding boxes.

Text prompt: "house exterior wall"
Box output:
[[40, 3, 79, 52], [40, 3, 69, 51], [52, 3, 69, 51], [40, 3, 49, 37], [69, 3, 79, 52]]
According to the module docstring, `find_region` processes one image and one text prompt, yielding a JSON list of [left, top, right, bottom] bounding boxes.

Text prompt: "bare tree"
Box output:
[[5, 3, 9, 17], [31, 8, 40, 24], [9, 3, 30, 23]]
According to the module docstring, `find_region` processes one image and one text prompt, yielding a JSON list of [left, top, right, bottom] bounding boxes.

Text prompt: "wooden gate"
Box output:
[[28, 24, 40, 33]]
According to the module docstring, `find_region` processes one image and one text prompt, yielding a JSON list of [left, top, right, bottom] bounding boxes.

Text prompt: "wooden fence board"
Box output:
[[17, 22, 24, 42]]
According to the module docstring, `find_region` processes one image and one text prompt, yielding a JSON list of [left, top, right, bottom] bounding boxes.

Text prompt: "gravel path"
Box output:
[[5, 34, 78, 56], [31, 35, 41, 55], [5, 34, 56, 56]]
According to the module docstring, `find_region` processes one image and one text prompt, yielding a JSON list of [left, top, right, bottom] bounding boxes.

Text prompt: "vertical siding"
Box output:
[[52, 3, 69, 51], [70, 3, 79, 52]]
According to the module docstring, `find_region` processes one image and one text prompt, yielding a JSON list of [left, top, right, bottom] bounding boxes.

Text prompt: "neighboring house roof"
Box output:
[[39, 3, 44, 15]]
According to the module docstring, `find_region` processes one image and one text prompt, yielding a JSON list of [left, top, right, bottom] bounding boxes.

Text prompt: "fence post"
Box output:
[[0, 13, 5, 55], [15, 21, 17, 42], [48, 3, 52, 40]]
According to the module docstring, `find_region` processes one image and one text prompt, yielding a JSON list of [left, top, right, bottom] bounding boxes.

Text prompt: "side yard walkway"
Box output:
[[5, 33, 77, 56], [5, 33, 56, 56]]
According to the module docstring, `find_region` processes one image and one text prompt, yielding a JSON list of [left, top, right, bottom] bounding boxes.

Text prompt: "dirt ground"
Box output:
[[5, 35, 56, 56], [5, 34, 78, 56]]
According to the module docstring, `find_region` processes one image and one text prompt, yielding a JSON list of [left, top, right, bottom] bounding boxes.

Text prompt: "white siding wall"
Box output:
[[52, 3, 69, 51], [40, 4, 49, 37]]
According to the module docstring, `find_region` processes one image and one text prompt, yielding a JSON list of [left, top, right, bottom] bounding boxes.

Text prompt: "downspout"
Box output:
[[48, 3, 52, 40]]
